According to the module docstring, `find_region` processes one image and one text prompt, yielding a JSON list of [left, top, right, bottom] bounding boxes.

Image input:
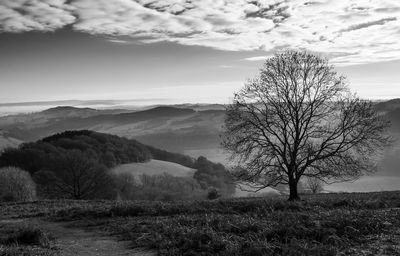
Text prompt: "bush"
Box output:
[[207, 187, 221, 200], [305, 177, 324, 194], [2, 225, 51, 248], [0, 167, 36, 202]]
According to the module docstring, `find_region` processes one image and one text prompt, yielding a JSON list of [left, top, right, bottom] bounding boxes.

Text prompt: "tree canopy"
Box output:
[[0, 130, 151, 199], [0, 130, 152, 173]]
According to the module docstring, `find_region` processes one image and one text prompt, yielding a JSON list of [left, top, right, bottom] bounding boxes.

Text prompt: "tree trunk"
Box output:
[[288, 178, 300, 201]]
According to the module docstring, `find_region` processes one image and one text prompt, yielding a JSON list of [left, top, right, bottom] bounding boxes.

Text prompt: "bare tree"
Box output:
[[113, 172, 137, 200], [305, 177, 323, 194], [53, 150, 113, 199], [222, 51, 390, 200]]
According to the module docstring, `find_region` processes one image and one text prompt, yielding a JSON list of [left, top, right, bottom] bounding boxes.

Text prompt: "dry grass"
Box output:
[[1, 191, 400, 255]]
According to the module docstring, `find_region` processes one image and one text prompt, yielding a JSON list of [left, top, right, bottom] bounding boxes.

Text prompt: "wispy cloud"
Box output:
[[340, 17, 397, 33], [1, 0, 400, 65], [243, 56, 272, 61], [107, 39, 131, 44], [217, 65, 234, 69]]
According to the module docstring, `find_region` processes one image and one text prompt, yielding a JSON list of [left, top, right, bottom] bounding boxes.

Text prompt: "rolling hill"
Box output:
[[0, 105, 225, 152], [111, 159, 196, 178]]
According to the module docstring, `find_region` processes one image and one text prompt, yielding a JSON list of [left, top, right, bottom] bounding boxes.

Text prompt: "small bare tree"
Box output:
[[306, 177, 323, 194], [113, 172, 137, 200], [222, 51, 390, 200]]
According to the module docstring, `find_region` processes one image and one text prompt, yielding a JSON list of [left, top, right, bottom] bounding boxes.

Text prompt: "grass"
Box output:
[[1, 191, 400, 255]]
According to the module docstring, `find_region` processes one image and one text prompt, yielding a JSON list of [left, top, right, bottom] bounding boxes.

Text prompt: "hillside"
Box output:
[[0, 130, 235, 200], [112, 159, 196, 178], [0, 131, 23, 150], [0, 105, 223, 152], [0, 130, 152, 173]]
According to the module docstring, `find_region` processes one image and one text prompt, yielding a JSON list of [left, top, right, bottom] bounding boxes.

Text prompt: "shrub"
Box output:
[[0, 167, 36, 202], [2, 225, 51, 248], [305, 177, 324, 194], [207, 187, 221, 200]]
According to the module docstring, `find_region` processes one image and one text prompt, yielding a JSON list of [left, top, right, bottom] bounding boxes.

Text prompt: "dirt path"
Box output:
[[1, 219, 156, 256]]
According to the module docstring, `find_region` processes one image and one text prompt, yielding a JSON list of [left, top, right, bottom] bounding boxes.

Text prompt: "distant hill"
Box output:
[[374, 98, 400, 112], [0, 105, 223, 153], [385, 107, 400, 135], [40, 106, 100, 118], [0, 131, 23, 150], [1, 101, 400, 182]]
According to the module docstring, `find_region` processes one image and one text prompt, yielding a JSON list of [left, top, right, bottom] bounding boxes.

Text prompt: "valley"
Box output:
[[0, 101, 400, 193]]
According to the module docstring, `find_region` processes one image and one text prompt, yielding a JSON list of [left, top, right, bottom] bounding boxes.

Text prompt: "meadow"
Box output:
[[1, 191, 400, 255]]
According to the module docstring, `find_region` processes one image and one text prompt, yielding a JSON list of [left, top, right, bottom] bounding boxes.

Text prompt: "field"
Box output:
[[1, 191, 400, 255], [111, 159, 196, 178]]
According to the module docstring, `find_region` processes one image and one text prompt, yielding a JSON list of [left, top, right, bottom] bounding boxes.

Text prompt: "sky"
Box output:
[[0, 0, 400, 106]]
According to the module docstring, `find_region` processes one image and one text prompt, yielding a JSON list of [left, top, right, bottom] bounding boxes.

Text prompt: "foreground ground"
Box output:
[[1, 191, 400, 255]]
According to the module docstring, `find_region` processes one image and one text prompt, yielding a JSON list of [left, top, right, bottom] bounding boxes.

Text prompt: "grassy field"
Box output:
[[111, 159, 196, 178], [1, 191, 400, 255]]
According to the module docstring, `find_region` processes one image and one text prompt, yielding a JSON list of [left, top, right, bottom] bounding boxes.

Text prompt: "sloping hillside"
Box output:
[[0, 131, 23, 151], [112, 159, 196, 178]]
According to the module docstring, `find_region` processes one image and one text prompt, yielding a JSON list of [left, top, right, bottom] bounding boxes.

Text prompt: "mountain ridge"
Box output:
[[1, 101, 400, 179]]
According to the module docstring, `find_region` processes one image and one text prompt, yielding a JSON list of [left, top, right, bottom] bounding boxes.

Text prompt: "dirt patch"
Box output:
[[1, 218, 156, 256]]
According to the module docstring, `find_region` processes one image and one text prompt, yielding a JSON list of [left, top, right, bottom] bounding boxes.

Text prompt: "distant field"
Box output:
[[111, 159, 196, 178], [184, 147, 230, 164], [185, 148, 400, 194], [325, 176, 400, 192]]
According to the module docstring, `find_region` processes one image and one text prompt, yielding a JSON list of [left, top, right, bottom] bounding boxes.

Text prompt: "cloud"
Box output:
[[1, 0, 400, 65], [217, 65, 234, 68], [107, 38, 131, 44], [243, 56, 272, 61], [0, 0, 75, 32], [340, 17, 397, 33]]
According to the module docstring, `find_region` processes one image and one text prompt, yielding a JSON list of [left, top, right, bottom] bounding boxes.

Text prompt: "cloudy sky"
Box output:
[[1, 0, 400, 105]]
